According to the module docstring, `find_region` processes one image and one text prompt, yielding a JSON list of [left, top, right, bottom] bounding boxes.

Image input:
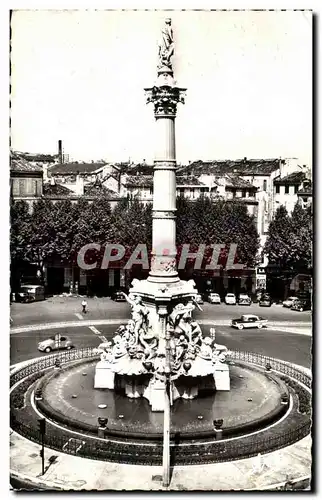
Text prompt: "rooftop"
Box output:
[[176, 176, 205, 186], [274, 171, 306, 185], [224, 174, 257, 189], [178, 158, 282, 176], [48, 162, 107, 175], [12, 151, 57, 163], [43, 183, 74, 196], [10, 152, 43, 173], [124, 175, 153, 187], [84, 183, 120, 197], [125, 164, 154, 175]]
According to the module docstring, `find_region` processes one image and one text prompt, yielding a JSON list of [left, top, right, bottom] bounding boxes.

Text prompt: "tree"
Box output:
[[112, 198, 152, 257], [264, 203, 312, 274], [24, 198, 57, 283], [288, 202, 312, 272], [176, 197, 259, 269], [10, 200, 31, 264], [264, 205, 292, 271], [218, 200, 260, 268], [10, 200, 31, 290]]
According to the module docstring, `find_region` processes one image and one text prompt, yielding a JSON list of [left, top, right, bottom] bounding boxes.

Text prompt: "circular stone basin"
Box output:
[[39, 359, 288, 439]]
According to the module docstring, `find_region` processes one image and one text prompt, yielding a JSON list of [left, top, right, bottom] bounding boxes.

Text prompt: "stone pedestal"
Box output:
[[125, 381, 142, 399], [144, 379, 165, 412], [213, 363, 230, 390], [94, 362, 115, 389], [181, 386, 198, 399]]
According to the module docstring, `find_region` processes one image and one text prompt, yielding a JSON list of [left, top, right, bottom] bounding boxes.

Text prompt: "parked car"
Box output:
[[282, 296, 298, 308], [231, 314, 268, 330], [259, 293, 272, 307], [238, 293, 251, 306], [38, 334, 74, 353], [225, 293, 236, 305], [208, 292, 221, 304], [15, 291, 33, 303], [111, 291, 126, 302], [20, 285, 45, 302], [194, 293, 203, 305], [291, 299, 311, 312]]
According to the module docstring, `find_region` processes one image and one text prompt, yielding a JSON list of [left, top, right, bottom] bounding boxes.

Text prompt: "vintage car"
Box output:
[[111, 290, 127, 302], [231, 314, 268, 330], [238, 293, 251, 306], [225, 293, 237, 305], [282, 296, 298, 308], [208, 292, 221, 304], [15, 290, 33, 303], [291, 299, 311, 312], [38, 334, 74, 353], [194, 293, 204, 305], [259, 293, 272, 307]]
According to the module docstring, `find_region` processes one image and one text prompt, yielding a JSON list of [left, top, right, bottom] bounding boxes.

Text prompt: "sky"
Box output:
[[10, 9, 312, 166]]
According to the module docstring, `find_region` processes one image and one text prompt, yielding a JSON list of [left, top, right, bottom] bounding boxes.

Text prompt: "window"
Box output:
[[191, 188, 195, 198], [285, 185, 289, 194], [263, 180, 267, 191], [19, 179, 26, 195], [36, 180, 42, 196], [11, 179, 19, 196], [275, 185, 280, 194], [294, 185, 299, 194]]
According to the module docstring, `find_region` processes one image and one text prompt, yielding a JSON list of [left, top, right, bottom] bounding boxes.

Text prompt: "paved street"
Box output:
[[10, 296, 311, 326], [10, 297, 312, 369]]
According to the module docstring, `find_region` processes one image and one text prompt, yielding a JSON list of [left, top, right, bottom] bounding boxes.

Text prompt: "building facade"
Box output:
[[10, 152, 44, 210]]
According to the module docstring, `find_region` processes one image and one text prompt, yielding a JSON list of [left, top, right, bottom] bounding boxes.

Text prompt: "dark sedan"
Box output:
[[111, 291, 127, 302], [238, 293, 251, 306], [291, 299, 311, 312], [15, 291, 33, 303], [259, 293, 272, 307]]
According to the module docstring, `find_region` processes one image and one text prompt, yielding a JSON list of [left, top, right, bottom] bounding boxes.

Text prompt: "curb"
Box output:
[[10, 471, 64, 491]]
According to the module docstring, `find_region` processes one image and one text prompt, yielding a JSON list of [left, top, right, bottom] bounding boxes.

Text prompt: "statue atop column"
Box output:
[[158, 18, 174, 71]]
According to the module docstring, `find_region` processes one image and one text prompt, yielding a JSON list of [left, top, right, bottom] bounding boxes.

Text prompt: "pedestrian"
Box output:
[[81, 299, 87, 314]]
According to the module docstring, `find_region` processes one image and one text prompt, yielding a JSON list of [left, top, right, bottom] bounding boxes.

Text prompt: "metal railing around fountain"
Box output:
[[10, 347, 99, 387], [227, 350, 312, 389], [10, 348, 312, 465]]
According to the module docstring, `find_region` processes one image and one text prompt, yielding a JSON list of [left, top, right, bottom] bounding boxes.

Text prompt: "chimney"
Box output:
[[58, 140, 63, 164]]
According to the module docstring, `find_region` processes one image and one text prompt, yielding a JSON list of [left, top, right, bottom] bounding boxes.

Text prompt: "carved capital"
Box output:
[[145, 85, 186, 118]]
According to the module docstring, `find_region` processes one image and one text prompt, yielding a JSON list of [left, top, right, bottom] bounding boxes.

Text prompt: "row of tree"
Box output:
[[10, 195, 260, 284], [264, 203, 312, 275]]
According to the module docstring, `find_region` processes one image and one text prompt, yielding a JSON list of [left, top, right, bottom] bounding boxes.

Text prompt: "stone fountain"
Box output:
[[94, 18, 230, 412]]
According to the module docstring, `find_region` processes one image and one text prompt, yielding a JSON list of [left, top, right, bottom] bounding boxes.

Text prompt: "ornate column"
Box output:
[[145, 18, 186, 285]]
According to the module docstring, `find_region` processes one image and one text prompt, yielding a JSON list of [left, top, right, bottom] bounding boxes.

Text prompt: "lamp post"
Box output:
[[158, 303, 171, 487]]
